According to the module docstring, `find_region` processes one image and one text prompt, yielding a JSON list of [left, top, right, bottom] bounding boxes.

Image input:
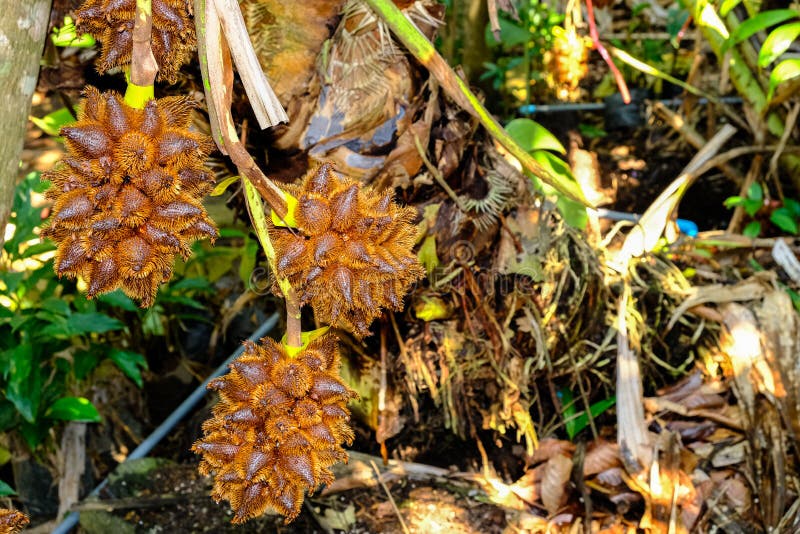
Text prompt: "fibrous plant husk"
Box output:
[[192, 333, 357, 523], [75, 0, 195, 83], [270, 163, 425, 337], [43, 87, 217, 307]]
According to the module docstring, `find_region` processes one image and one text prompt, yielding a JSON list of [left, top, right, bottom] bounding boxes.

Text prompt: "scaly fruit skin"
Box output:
[[272, 163, 425, 337], [75, 0, 195, 83], [0, 509, 29, 534], [44, 87, 217, 307], [192, 334, 357, 523]]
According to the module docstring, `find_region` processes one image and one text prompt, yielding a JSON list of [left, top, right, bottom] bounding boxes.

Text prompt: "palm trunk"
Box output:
[[0, 1, 52, 246]]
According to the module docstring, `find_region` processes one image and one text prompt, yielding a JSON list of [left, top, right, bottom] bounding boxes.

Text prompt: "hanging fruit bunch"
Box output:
[[45, 0, 424, 525]]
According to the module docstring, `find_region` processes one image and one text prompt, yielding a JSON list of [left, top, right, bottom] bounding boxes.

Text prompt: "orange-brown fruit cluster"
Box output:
[[44, 87, 217, 307], [271, 164, 424, 336], [0, 509, 29, 534], [75, 0, 195, 83], [192, 334, 356, 523]]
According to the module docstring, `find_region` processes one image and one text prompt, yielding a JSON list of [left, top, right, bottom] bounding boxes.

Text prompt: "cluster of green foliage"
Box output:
[[725, 183, 800, 238]]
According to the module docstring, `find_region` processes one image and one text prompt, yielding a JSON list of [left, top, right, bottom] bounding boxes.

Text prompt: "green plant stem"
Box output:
[[363, 0, 589, 206], [242, 177, 302, 348]]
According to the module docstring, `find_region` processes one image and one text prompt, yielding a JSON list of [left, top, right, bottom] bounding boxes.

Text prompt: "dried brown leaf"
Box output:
[[583, 441, 621, 476], [540, 454, 573, 515]]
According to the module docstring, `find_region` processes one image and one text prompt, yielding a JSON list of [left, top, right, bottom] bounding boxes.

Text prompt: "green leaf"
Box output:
[[72, 349, 101, 381], [505, 118, 566, 154], [557, 196, 588, 230], [743, 220, 762, 238], [42, 312, 123, 337], [747, 182, 763, 202], [770, 208, 799, 234], [719, 0, 743, 17], [20, 240, 57, 259], [19, 419, 49, 449], [723, 10, 799, 54], [170, 277, 212, 292], [0, 479, 16, 497], [759, 23, 800, 68], [210, 176, 240, 197], [744, 198, 762, 217], [109, 349, 148, 388], [724, 195, 744, 208], [29, 107, 75, 137], [487, 17, 530, 48], [417, 235, 439, 278], [784, 198, 800, 217], [142, 306, 165, 337], [768, 58, 800, 103], [6, 344, 39, 423], [97, 290, 138, 312], [45, 397, 101, 422], [41, 298, 71, 317]]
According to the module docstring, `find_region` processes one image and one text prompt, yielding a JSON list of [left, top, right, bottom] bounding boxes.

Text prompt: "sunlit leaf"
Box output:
[[759, 22, 800, 68], [722, 10, 799, 54], [29, 107, 75, 137], [210, 176, 240, 197], [506, 118, 566, 154], [768, 58, 800, 102], [417, 235, 439, 278], [45, 397, 101, 422], [719, 0, 743, 17]]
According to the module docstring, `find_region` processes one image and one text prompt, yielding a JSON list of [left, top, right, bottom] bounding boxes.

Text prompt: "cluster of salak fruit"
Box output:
[[42, 0, 424, 524]]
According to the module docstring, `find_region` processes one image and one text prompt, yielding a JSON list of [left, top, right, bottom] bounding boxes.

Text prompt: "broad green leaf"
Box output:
[[72, 349, 101, 381], [45, 397, 101, 422], [747, 182, 763, 202], [768, 58, 800, 102], [142, 306, 165, 337], [719, 0, 743, 17], [743, 220, 762, 238], [557, 196, 588, 230], [6, 344, 39, 423], [41, 298, 71, 317], [20, 240, 57, 259], [19, 420, 49, 449], [0, 479, 16, 496], [109, 349, 148, 388], [770, 208, 799, 234], [487, 17, 530, 48], [723, 10, 799, 53], [45, 312, 123, 337], [744, 198, 762, 217], [759, 22, 800, 68], [170, 277, 212, 292], [210, 176, 240, 197], [97, 290, 138, 312], [506, 118, 566, 154], [29, 107, 75, 136], [0, 400, 18, 432], [784, 198, 800, 216]]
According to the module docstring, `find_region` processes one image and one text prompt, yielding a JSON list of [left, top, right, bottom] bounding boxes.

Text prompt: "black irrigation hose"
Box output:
[[52, 312, 280, 534]]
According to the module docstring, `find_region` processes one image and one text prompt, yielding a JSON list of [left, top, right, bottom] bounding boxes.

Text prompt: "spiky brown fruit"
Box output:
[[0, 509, 29, 534], [43, 87, 217, 307], [192, 334, 357, 523], [75, 0, 195, 83], [271, 163, 424, 336]]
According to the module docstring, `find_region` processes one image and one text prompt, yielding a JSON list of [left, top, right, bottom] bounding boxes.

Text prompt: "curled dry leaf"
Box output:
[[540, 453, 573, 515], [583, 440, 621, 477]]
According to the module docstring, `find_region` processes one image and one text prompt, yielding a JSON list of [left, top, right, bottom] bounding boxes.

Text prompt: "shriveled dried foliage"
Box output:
[[44, 87, 217, 307], [271, 163, 425, 337], [75, 0, 195, 83], [193, 334, 357, 523]]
